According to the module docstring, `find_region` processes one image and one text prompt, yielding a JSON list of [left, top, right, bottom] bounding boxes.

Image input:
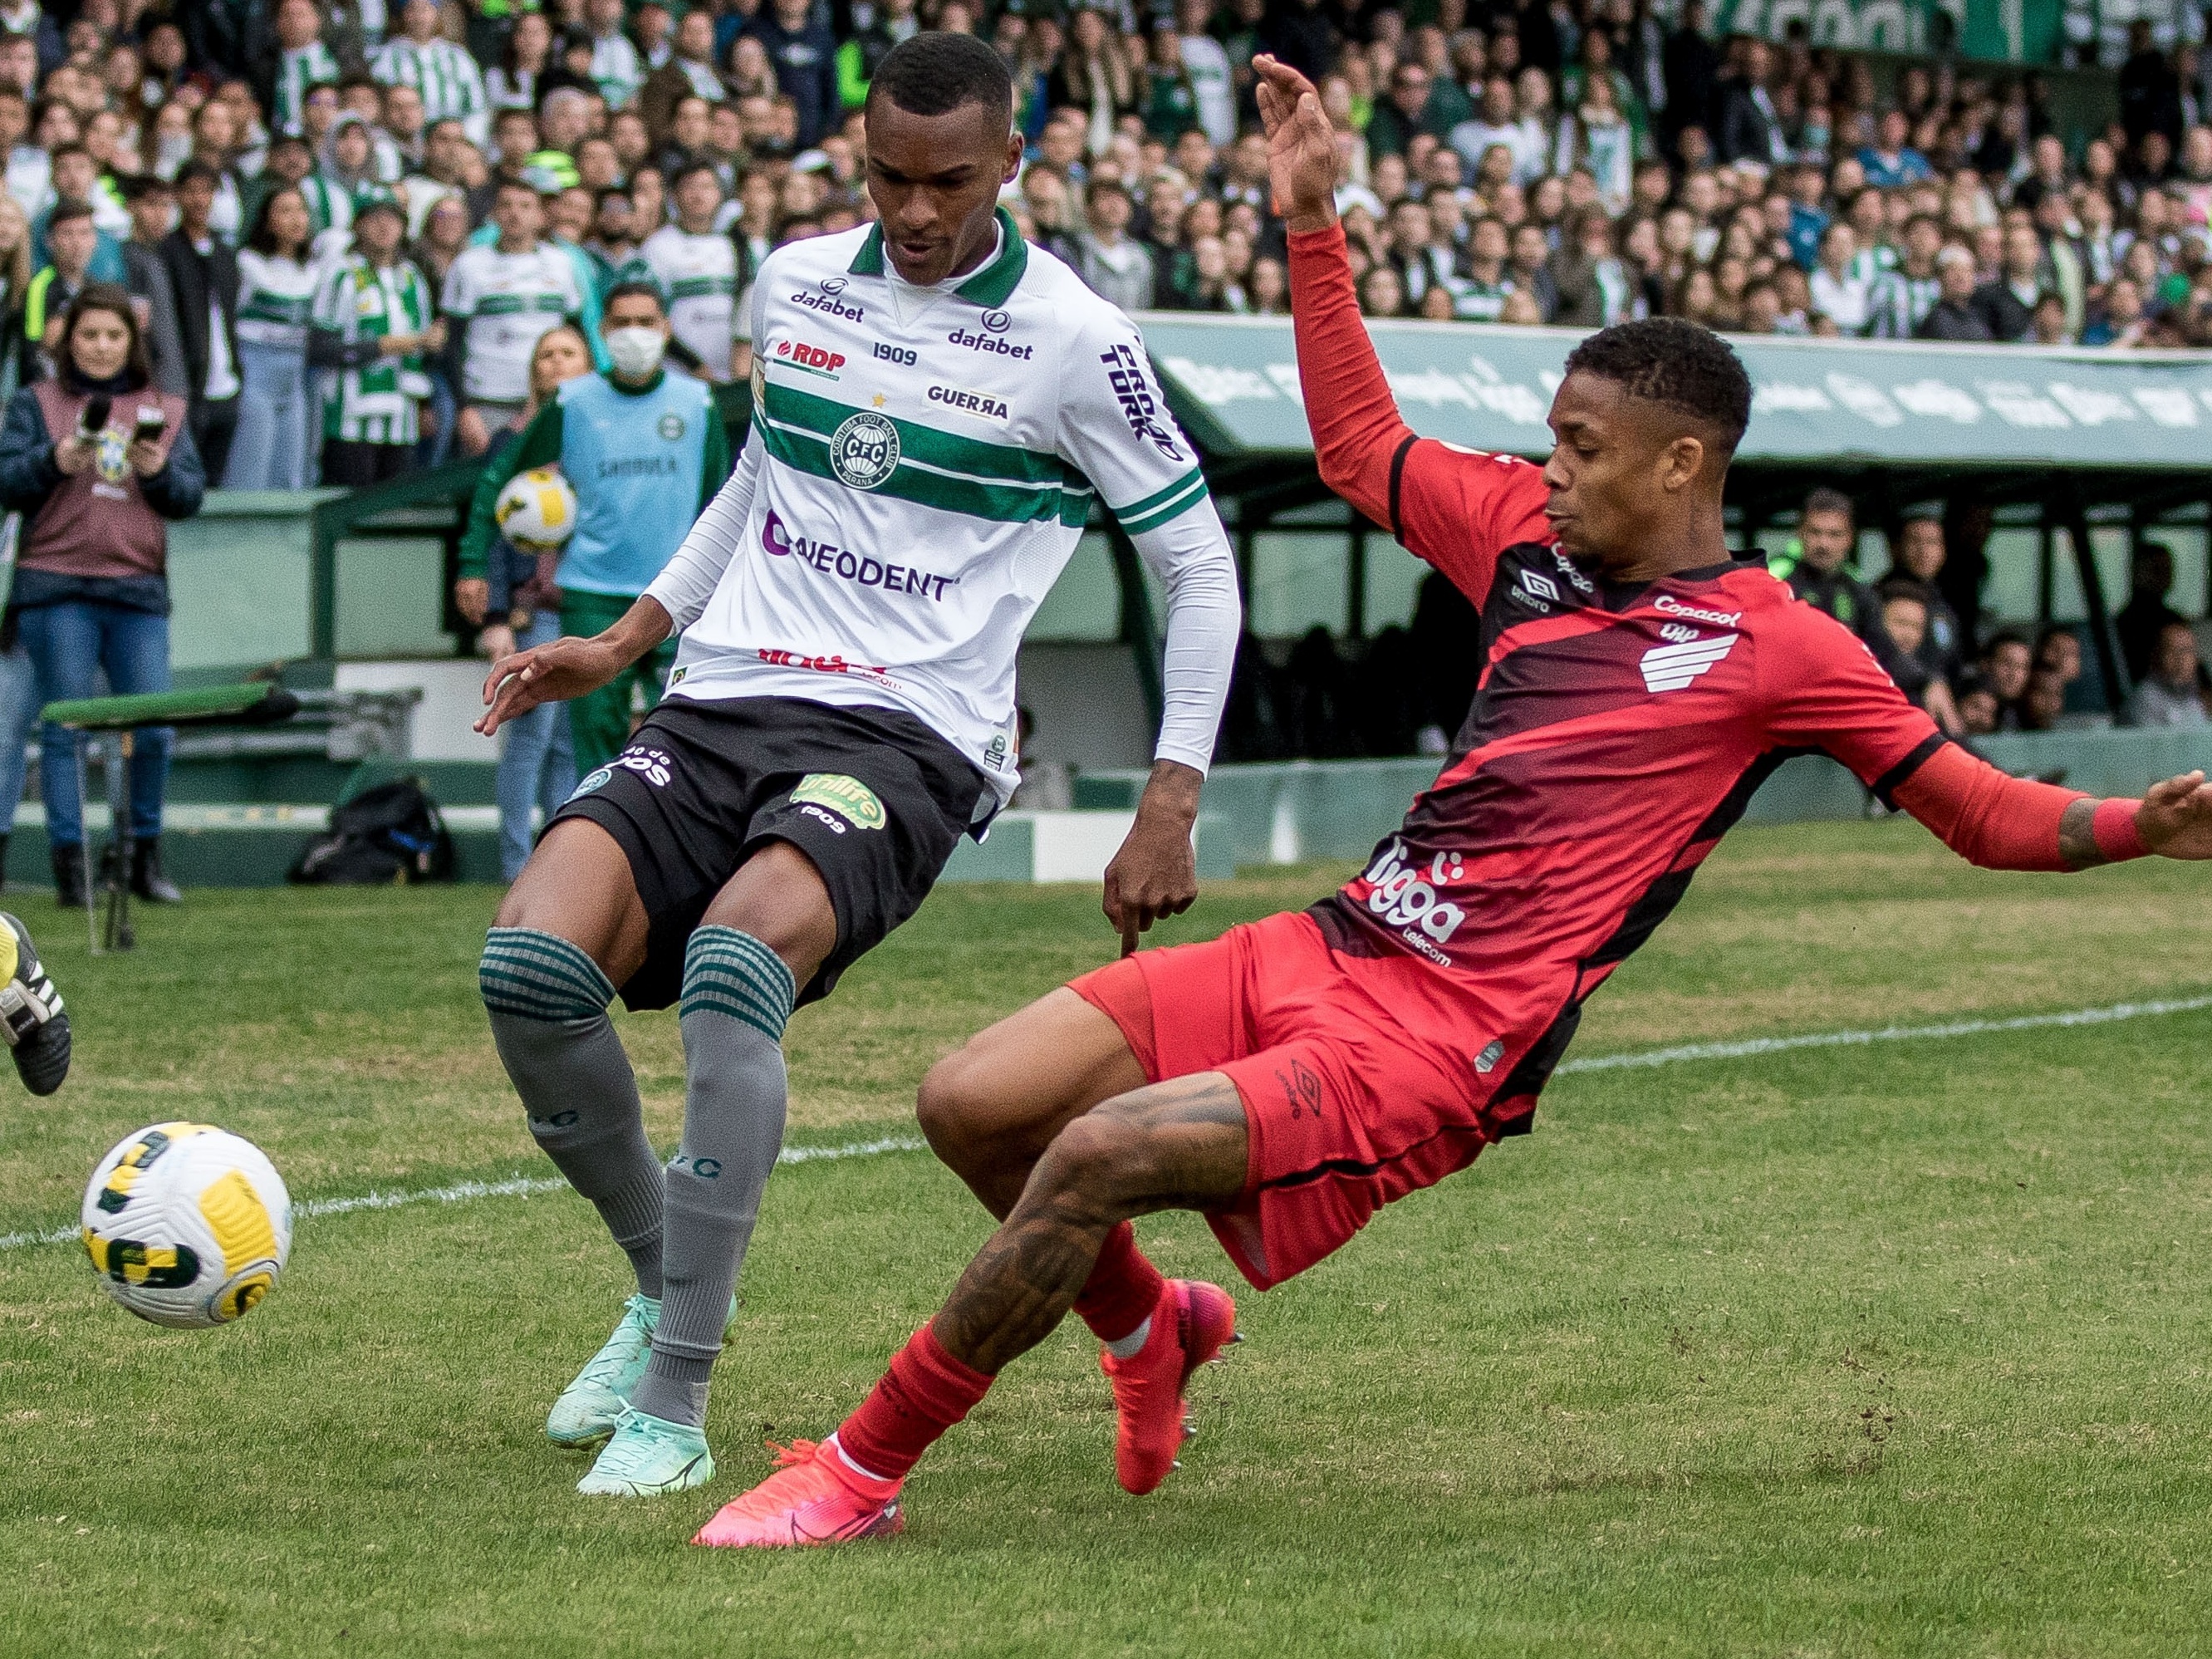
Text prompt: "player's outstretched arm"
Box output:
[[1891, 749, 2211, 871], [474, 596, 673, 737], [1255, 55, 1405, 533], [1256, 56, 1545, 604]]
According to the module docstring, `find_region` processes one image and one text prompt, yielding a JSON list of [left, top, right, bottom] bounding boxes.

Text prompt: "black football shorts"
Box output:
[[547, 695, 990, 1009]]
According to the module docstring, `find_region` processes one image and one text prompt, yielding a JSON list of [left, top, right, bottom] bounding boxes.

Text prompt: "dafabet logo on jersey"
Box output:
[[791, 773, 887, 831]]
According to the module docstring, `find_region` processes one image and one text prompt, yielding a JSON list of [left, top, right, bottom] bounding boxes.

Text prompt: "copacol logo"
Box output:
[[1359, 837, 1467, 944], [830, 410, 900, 489]]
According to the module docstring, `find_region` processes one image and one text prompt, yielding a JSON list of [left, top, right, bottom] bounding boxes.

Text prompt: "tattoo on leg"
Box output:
[[2059, 797, 2109, 870], [929, 1074, 1249, 1376]]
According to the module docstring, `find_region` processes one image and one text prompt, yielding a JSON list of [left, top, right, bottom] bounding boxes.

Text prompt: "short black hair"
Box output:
[[1802, 486, 1854, 521], [1876, 577, 1930, 608], [867, 32, 1012, 125], [669, 159, 723, 194], [46, 199, 94, 229], [603, 279, 665, 314], [1565, 317, 1752, 454]]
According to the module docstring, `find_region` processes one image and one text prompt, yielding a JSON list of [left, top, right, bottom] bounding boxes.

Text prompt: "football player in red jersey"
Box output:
[[691, 53, 2212, 1549]]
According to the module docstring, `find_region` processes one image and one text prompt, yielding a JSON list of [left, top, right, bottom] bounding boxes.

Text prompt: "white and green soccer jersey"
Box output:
[[441, 242, 583, 404], [315, 253, 435, 444], [234, 249, 322, 349], [645, 211, 1227, 802], [637, 225, 738, 382], [370, 35, 488, 143], [273, 42, 340, 135]]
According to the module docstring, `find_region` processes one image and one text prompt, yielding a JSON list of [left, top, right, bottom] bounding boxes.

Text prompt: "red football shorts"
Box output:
[[1070, 910, 1494, 1291]]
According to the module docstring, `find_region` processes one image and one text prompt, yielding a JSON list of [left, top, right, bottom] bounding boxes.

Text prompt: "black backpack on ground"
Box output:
[[288, 778, 456, 886]]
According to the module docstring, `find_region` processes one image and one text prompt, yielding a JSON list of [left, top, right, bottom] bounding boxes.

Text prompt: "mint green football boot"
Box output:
[[576, 1407, 714, 1497], [547, 1293, 740, 1449]]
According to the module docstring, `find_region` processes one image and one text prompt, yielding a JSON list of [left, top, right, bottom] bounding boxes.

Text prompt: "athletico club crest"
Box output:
[[829, 410, 899, 490]]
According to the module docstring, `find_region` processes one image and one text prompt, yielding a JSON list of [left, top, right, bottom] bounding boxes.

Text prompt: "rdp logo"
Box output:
[[774, 339, 846, 376]]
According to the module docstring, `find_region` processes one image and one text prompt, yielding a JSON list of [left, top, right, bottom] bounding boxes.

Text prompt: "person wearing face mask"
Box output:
[[455, 282, 728, 778]]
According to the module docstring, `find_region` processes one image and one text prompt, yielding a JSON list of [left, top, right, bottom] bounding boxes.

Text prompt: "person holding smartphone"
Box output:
[[0, 283, 202, 908]]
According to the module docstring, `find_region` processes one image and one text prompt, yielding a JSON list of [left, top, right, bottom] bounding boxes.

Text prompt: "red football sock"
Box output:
[[835, 1323, 994, 1482], [1072, 1220, 1166, 1345]]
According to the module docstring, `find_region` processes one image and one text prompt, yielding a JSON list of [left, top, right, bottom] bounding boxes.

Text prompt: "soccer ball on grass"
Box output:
[[493, 466, 579, 553], [81, 1123, 292, 1328]]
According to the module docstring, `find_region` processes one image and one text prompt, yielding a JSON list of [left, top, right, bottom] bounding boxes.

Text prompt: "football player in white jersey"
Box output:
[[471, 32, 1242, 1508]]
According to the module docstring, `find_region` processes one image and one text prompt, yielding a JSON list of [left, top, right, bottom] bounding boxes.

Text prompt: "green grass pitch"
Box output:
[[3, 818, 2210, 1657]]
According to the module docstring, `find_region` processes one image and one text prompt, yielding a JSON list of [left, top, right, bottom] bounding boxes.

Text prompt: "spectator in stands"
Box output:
[[119, 175, 186, 397], [19, 197, 101, 385], [223, 184, 318, 490], [157, 162, 242, 486], [1075, 177, 1154, 312], [2033, 624, 2089, 718], [2126, 621, 2209, 729], [1956, 676, 2002, 736], [1979, 630, 2032, 731], [1973, 221, 2043, 341], [2019, 666, 2067, 732], [1886, 513, 1965, 682], [373, 0, 488, 148], [459, 322, 589, 881], [442, 175, 583, 456], [2115, 541, 2195, 686], [0, 283, 199, 907], [1917, 243, 1991, 341], [1780, 487, 1886, 646], [311, 189, 441, 487], [1874, 580, 1932, 703]]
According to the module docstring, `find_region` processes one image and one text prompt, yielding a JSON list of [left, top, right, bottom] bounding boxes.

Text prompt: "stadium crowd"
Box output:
[[0, 0, 2196, 498], [0, 0, 2195, 835]]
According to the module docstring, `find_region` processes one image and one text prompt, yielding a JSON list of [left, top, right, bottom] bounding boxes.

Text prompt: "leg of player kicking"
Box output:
[[562, 839, 838, 1496], [918, 990, 1196, 1396], [610, 843, 835, 1438], [696, 1072, 1249, 1547]]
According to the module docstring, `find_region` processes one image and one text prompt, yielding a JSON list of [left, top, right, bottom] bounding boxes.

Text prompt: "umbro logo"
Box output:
[[1518, 570, 1560, 603], [1641, 634, 1737, 693]]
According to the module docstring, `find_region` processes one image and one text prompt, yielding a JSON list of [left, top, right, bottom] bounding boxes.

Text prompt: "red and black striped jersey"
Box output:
[[1302, 444, 1941, 1119], [1283, 223, 2111, 1131]]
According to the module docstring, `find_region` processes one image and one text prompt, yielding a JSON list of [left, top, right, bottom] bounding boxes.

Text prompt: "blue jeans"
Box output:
[[419, 366, 458, 469], [20, 601, 171, 847], [495, 610, 575, 880], [223, 339, 313, 491], [0, 642, 39, 838]]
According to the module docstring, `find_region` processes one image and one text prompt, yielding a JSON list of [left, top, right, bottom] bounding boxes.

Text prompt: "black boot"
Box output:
[[51, 845, 86, 909], [130, 837, 182, 904]]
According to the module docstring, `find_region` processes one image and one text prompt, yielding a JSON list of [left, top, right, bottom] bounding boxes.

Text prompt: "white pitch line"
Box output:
[[7, 994, 2211, 1254], [0, 1136, 928, 1254], [1555, 993, 2212, 1074]]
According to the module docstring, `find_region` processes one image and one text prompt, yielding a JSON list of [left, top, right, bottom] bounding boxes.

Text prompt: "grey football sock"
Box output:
[[481, 926, 665, 1299], [629, 925, 795, 1429]]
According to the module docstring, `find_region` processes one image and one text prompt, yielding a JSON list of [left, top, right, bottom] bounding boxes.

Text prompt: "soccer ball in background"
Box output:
[[493, 466, 580, 553], [81, 1123, 292, 1328]]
